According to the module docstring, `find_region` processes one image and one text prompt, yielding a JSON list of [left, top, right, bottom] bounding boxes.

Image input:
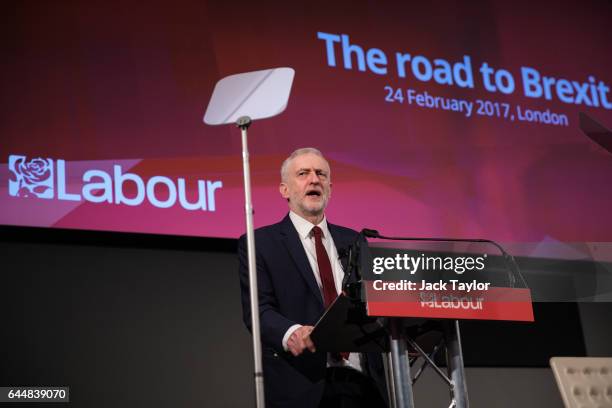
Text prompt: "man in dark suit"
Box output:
[[239, 148, 387, 408]]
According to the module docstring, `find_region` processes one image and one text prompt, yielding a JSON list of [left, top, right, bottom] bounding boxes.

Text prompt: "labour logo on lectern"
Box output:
[[8, 155, 54, 199]]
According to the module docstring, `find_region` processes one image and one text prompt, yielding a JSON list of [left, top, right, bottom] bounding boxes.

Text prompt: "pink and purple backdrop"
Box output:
[[2, 0, 611, 249]]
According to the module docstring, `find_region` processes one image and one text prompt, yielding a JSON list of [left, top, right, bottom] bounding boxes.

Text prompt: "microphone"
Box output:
[[361, 229, 380, 238], [340, 231, 369, 296]]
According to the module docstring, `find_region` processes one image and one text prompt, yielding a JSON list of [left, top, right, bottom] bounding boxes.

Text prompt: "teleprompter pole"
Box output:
[[238, 116, 265, 408]]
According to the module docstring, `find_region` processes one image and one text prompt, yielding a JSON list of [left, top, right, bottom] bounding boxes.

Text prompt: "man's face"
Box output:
[[280, 153, 332, 219]]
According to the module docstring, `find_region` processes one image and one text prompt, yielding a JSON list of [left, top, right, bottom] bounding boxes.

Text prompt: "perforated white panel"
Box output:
[[550, 357, 612, 408]]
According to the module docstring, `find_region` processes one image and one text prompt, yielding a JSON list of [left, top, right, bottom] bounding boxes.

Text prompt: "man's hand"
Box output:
[[286, 325, 316, 356]]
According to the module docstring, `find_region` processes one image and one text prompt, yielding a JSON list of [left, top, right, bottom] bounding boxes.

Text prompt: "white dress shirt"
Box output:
[[282, 211, 363, 372]]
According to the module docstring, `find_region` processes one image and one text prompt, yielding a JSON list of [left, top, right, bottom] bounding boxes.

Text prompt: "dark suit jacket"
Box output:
[[238, 214, 387, 408]]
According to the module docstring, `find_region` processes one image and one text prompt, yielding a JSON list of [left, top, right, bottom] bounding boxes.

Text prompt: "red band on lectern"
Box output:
[[364, 282, 534, 322]]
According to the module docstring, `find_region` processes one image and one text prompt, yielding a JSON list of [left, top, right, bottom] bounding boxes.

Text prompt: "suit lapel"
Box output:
[[279, 215, 324, 307]]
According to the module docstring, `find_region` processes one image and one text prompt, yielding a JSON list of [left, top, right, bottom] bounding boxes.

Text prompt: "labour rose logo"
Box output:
[[8, 155, 54, 199]]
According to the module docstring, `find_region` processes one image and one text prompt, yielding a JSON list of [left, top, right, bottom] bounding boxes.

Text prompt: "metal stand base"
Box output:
[[383, 319, 469, 408], [445, 320, 468, 408], [386, 319, 416, 408]]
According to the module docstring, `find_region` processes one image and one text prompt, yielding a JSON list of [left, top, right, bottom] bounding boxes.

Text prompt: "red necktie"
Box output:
[[312, 226, 349, 360], [312, 226, 337, 308]]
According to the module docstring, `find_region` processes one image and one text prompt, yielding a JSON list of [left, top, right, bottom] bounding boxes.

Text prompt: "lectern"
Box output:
[[311, 231, 534, 408]]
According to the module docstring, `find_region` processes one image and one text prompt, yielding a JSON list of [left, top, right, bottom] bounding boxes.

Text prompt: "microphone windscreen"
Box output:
[[361, 228, 380, 238]]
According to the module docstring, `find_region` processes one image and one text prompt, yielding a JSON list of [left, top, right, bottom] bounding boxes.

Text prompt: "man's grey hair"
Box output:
[[280, 147, 329, 182]]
